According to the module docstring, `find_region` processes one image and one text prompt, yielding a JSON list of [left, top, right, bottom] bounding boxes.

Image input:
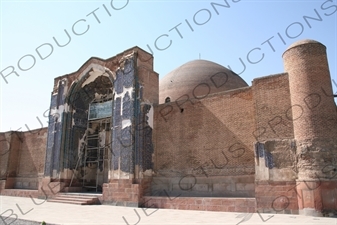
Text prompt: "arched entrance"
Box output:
[[40, 49, 158, 205], [60, 65, 115, 192]]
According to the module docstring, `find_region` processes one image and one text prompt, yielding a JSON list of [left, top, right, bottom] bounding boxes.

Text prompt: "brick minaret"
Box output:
[[283, 39, 337, 216]]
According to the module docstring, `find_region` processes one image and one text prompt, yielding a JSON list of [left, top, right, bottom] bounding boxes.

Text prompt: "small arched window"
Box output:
[[165, 97, 171, 103]]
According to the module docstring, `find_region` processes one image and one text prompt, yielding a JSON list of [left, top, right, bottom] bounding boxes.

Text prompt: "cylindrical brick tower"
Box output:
[[283, 39, 337, 216]]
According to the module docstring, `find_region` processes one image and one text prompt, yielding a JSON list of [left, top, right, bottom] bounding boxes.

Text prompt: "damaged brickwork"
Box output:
[[1, 40, 337, 217]]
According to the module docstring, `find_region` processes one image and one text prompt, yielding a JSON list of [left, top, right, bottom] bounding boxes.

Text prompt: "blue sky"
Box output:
[[0, 0, 336, 132]]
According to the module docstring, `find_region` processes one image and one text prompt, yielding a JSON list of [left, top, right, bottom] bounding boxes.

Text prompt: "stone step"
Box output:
[[63, 187, 83, 192], [57, 194, 99, 200], [51, 196, 96, 202], [47, 199, 87, 205], [60, 192, 102, 196], [47, 193, 101, 205]]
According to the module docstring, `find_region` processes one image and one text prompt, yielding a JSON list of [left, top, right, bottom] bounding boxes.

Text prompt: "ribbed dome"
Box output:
[[159, 60, 248, 104]]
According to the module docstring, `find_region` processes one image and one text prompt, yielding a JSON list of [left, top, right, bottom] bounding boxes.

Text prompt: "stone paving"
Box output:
[[1, 196, 336, 225]]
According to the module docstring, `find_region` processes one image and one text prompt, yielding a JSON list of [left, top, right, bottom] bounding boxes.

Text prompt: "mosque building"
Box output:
[[1, 39, 337, 216]]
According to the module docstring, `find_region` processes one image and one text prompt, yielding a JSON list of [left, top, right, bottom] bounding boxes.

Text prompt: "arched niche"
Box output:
[[60, 64, 115, 184]]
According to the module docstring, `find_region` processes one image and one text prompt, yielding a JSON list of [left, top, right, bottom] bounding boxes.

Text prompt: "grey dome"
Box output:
[[159, 59, 248, 104]]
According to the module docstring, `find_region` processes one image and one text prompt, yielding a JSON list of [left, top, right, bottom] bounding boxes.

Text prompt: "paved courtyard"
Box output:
[[0, 196, 336, 225]]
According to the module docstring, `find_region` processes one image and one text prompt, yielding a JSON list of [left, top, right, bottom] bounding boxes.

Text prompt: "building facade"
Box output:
[[1, 39, 337, 216]]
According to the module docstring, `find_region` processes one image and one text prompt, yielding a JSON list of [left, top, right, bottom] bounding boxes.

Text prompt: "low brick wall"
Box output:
[[103, 178, 152, 207], [142, 196, 256, 212], [296, 180, 337, 215], [0, 189, 39, 198], [12, 177, 39, 190], [255, 181, 298, 214]]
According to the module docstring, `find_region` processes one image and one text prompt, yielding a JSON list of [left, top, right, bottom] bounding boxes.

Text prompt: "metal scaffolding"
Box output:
[[70, 98, 112, 192], [82, 118, 109, 192]]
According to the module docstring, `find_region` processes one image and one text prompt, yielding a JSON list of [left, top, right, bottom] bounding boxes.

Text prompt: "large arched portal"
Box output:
[[62, 66, 115, 192], [41, 49, 159, 205], [42, 63, 119, 193]]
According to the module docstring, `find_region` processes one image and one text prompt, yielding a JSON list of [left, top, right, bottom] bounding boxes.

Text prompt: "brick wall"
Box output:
[[137, 50, 159, 104], [18, 128, 47, 177], [254, 139, 297, 182], [153, 87, 257, 198], [252, 73, 294, 142], [102, 178, 152, 206], [154, 87, 255, 177], [0, 132, 11, 179], [0, 128, 47, 198], [5, 132, 22, 180], [296, 181, 337, 215], [143, 196, 256, 213], [255, 181, 298, 214], [0, 189, 39, 198], [11, 128, 48, 190], [0, 128, 48, 191], [151, 175, 255, 198], [252, 74, 299, 214]]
